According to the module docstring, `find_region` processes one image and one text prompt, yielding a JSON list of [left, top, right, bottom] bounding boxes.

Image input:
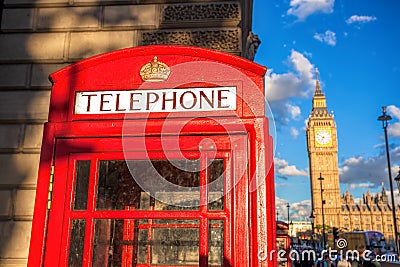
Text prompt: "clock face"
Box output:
[[315, 129, 332, 145]]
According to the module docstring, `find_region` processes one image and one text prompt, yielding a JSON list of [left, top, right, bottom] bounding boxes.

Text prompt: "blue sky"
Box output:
[[252, 0, 400, 221]]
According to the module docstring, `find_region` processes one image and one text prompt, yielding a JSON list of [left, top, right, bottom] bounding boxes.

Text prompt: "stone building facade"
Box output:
[[307, 71, 399, 245], [341, 186, 397, 243], [0, 1, 257, 265]]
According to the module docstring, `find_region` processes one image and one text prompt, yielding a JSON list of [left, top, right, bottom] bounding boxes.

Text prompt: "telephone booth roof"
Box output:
[[47, 45, 267, 122]]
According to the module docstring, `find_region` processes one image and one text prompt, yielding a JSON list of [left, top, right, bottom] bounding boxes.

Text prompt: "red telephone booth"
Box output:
[[27, 45, 275, 267], [276, 221, 291, 267]]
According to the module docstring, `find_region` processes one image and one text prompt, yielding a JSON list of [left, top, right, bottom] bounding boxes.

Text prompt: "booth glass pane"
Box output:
[[137, 229, 148, 264], [73, 160, 90, 210], [92, 219, 143, 266], [68, 219, 86, 267], [150, 220, 199, 265], [208, 159, 224, 210], [209, 220, 224, 266], [92, 219, 199, 266], [96, 160, 200, 211], [148, 159, 200, 210], [96, 161, 142, 210]]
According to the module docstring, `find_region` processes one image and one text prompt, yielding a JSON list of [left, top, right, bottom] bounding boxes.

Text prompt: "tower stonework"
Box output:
[[306, 70, 341, 229]]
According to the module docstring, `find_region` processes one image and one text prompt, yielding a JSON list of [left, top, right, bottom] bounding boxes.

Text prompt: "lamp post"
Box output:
[[319, 173, 326, 248], [378, 106, 399, 256], [290, 220, 294, 239], [287, 203, 290, 224], [310, 211, 315, 248]]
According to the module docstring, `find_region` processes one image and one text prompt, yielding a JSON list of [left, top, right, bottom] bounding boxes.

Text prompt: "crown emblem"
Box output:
[[140, 56, 170, 82]]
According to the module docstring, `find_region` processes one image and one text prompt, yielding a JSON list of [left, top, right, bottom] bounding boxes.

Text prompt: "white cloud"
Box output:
[[387, 105, 400, 137], [266, 50, 314, 102], [303, 51, 313, 58], [388, 122, 400, 137], [345, 157, 362, 165], [290, 127, 300, 139], [290, 50, 315, 82], [290, 199, 312, 220], [339, 147, 400, 187], [265, 50, 316, 125], [270, 101, 305, 126], [339, 156, 384, 185], [287, 0, 335, 21], [388, 105, 400, 119], [287, 103, 301, 120], [275, 197, 289, 221], [314, 30, 337, 46], [313, 33, 323, 42], [275, 157, 308, 177], [266, 72, 304, 102], [348, 183, 375, 189], [385, 190, 400, 204], [346, 15, 377, 24], [276, 197, 312, 221]]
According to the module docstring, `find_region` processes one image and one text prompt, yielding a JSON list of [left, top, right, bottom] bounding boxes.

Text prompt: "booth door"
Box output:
[[44, 135, 249, 267]]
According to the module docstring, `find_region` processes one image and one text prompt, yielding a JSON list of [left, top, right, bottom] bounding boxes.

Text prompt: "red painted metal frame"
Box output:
[[27, 45, 275, 267]]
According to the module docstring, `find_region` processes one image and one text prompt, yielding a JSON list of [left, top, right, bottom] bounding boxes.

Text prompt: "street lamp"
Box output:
[[319, 173, 326, 248], [287, 203, 290, 224], [309, 211, 315, 248], [378, 106, 399, 256]]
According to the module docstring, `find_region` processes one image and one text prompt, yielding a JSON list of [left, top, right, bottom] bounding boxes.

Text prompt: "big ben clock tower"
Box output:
[[306, 70, 341, 229]]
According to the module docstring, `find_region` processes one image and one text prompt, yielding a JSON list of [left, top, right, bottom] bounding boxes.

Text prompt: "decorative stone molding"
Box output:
[[244, 31, 261, 61], [162, 2, 240, 23], [140, 29, 240, 52]]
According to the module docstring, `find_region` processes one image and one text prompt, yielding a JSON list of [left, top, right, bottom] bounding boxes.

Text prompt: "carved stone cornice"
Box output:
[[161, 2, 240, 23], [140, 28, 241, 53]]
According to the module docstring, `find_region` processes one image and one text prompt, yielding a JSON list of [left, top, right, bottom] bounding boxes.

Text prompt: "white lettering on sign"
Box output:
[[74, 87, 236, 114]]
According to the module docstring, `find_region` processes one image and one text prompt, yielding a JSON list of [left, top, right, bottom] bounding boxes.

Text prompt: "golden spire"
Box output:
[[311, 68, 328, 112], [314, 68, 323, 96]]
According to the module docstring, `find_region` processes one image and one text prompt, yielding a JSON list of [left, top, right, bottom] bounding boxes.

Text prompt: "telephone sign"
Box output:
[[74, 86, 236, 114]]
